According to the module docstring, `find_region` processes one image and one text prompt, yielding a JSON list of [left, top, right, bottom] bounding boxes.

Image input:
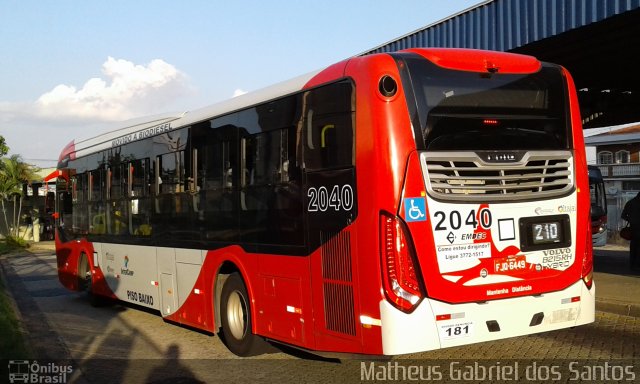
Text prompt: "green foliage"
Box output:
[[0, 135, 8, 158], [5, 236, 29, 249], [0, 272, 32, 359], [0, 237, 28, 255], [0, 242, 12, 255], [0, 155, 39, 237]]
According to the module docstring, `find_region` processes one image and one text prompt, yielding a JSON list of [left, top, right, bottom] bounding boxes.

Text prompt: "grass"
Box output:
[[0, 236, 29, 254], [0, 241, 13, 255], [0, 240, 32, 359]]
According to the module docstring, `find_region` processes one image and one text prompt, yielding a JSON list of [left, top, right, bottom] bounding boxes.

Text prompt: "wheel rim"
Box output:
[[227, 290, 248, 340], [85, 271, 92, 292]]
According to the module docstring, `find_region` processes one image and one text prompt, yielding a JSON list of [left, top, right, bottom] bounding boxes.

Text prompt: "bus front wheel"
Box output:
[[78, 253, 103, 307], [220, 272, 259, 356]]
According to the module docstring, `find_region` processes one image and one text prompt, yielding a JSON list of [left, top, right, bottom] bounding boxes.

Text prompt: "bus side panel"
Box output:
[[171, 249, 210, 329], [55, 230, 112, 299], [256, 253, 312, 348], [55, 232, 81, 292], [343, 54, 420, 354], [158, 246, 314, 347], [99, 243, 160, 311], [164, 246, 316, 346], [161, 247, 245, 334], [565, 67, 593, 286]]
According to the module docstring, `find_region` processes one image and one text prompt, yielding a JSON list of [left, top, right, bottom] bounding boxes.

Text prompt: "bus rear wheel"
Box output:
[[220, 272, 259, 356]]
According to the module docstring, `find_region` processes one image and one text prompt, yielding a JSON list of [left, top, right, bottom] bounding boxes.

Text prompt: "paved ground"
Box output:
[[592, 243, 640, 317], [1, 242, 639, 383]]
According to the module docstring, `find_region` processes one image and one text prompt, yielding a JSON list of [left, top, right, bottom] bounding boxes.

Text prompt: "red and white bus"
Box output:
[[51, 48, 594, 356]]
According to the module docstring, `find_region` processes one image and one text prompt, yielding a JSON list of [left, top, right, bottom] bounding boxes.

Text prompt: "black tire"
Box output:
[[78, 253, 104, 307], [220, 273, 259, 356]]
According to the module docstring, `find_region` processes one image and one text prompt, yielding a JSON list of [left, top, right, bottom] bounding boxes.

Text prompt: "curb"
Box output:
[[596, 299, 640, 318]]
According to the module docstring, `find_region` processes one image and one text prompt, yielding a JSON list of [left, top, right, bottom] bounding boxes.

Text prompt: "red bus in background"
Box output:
[[51, 48, 594, 357]]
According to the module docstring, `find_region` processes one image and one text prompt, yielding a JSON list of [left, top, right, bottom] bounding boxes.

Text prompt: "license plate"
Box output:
[[493, 255, 527, 273]]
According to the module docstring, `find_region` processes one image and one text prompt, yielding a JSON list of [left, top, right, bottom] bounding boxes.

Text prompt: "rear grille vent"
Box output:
[[321, 231, 356, 336], [321, 231, 352, 282], [323, 283, 356, 336], [424, 151, 574, 202]]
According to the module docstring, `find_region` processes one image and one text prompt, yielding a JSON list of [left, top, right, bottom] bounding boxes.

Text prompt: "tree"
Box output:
[[0, 171, 18, 236], [0, 135, 8, 158], [0, 155, 39, 238]]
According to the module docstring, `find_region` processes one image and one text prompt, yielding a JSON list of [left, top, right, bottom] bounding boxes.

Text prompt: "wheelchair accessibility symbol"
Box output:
[[404, 198, 427, 222]]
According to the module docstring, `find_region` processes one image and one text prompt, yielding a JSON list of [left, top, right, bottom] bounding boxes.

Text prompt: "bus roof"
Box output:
[[65, 68, 322, 161], [60, 47, 542, 163]]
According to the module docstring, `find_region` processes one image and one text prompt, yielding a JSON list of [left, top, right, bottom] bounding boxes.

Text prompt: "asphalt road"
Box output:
[[2, 249, 639, 384]]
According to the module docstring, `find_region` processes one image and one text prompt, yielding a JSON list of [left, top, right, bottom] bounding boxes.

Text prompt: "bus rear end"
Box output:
[[371, 49, 594, 355]]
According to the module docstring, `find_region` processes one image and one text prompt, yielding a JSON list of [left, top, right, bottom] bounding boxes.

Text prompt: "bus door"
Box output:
[[51, 169, 73, 241], [44, 191, 56, 240], [301, 81, 360, 347]]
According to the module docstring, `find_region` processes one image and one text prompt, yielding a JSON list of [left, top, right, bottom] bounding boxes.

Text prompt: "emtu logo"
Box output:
[[121, 255, 135, 277]]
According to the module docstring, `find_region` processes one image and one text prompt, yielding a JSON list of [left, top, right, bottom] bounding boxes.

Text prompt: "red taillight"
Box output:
[[582, 219, 594, 289], [380, 212, 424, 312]]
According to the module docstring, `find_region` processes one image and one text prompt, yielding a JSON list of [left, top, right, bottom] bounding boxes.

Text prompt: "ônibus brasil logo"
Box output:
[[7, 360, 73, 384]]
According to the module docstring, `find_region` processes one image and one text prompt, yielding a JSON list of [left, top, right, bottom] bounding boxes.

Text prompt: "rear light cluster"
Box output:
[[380, 212, 425, 312], [582, 217, 594, 289]]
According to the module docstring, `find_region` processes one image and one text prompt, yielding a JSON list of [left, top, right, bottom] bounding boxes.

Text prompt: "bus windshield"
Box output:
[[404, 57, 571, 151], [589, 166, 607, 219]]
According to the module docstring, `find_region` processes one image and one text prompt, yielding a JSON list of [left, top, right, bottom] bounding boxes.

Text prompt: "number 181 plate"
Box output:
[[439, 321, 474, 340]]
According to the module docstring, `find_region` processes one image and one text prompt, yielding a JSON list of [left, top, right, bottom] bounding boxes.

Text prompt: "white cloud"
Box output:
[[1, 57, 193, 167], [35, 57, 190, 121], [232, 88, 247, 97]]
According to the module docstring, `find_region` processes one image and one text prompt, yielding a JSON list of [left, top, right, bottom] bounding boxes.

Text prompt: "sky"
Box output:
[[0, 0, 483, 168]]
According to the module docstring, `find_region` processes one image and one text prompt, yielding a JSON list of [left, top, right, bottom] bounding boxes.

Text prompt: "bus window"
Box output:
[[61, 191, 72, 214], [108, 164, 124, 200], [89, 168, 104, 202], [303, 81, 355, 171], [130, 159, 149, 197], [159, 151, 185, 194], [235, 94, 303, 245], [88, 167, 106, 235], [403, 57, 570, 151], [71, 173, 89, 233]]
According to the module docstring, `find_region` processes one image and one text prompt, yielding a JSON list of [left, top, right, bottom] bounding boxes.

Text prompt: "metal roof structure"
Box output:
[[366, 0, 640, 55], [364, 0, 640, 129], [585, 123, 640, 145]]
